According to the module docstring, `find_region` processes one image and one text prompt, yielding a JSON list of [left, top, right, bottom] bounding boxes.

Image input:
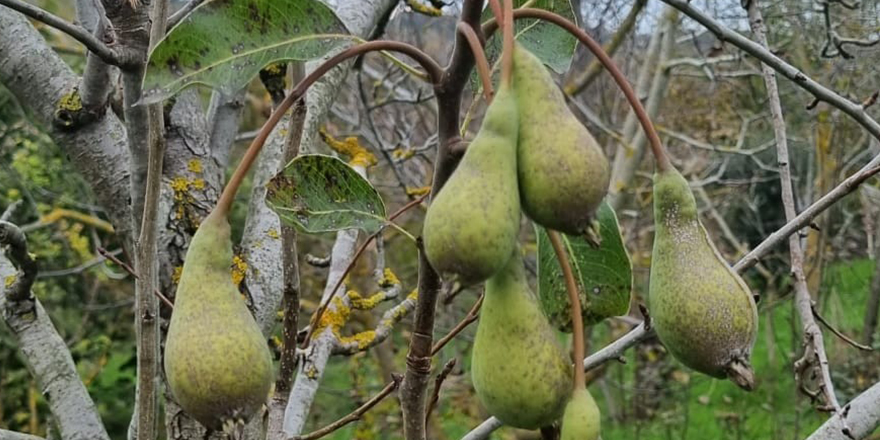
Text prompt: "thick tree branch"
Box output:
[[0, 223, 111, 440], [0, 8, 133, 251], [0, 430, 45, 440], [806, 381, 880, 439], [400, 1, 485, 437]]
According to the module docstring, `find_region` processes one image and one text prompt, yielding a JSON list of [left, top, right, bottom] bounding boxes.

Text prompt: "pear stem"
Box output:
[[500, 0, 514, 88], [487, 0, 503, 27], [547, 230, 586, 390], [482, 9, 672, 172], [212, 41, 444, 218], [457, 22, 494, 102]]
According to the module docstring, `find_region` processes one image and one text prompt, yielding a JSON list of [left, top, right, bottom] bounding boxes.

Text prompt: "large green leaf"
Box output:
[[141, 0, 350, 103], [536, 201, 632, 331], [482, 0, 578, 74], [266, 154, 387, 234]]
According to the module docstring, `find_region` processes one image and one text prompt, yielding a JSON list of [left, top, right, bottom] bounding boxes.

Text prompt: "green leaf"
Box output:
[[536, 201, 632, 331], [266, 154, 387, 234], [481, 0, 578, 75], [142, 0, 351, 104]]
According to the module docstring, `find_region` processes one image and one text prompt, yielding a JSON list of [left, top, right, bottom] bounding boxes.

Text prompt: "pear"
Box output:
[[471, 248, 572, 429], [164, 210, 274, 434], [649, 168, 758, 390], [422, 86, 520, 284], [560, 388, 601, 440], [512, 43, 610, 236]]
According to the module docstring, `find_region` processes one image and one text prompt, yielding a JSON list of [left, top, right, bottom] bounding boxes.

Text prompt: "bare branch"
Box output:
[[661, 0, 880, 141], [745, 0, 844, 427], [0, 0, 124, 66], [166, 0, 204, 29], [0, 430, 45, 440], [806, 381, 880, 439]]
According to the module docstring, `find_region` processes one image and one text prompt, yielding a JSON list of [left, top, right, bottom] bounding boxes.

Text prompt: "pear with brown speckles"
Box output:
[[649, 168, 758, 390], [471, 248, 572, 429], [164, 210, 273, 435], [512, 43, 610, 236], [422, 85, 520, 284]]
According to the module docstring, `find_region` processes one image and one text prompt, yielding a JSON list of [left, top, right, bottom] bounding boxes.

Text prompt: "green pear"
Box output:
[[422, 86, 520, 284], [164, 210, 274, 434], [560, 388, 601, 440], [512, 43, 610, 236], [471, 248, 572, 429], [649, 168, 758, 390]]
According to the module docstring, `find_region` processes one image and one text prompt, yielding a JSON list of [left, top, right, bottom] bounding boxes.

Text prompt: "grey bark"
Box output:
[[1, 235, 111, 440], [0, 8, 133, 250]]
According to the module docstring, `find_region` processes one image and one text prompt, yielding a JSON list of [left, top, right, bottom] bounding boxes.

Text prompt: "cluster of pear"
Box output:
[[423, 43, 608, 436]]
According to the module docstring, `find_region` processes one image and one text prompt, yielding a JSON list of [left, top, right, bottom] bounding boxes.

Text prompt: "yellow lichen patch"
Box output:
[[306, 365, 319, 380], [5, 275, 16, 288], [171, 266, 183, 285], [191, 178, 205, 190], [339, 330, 377, 350], [63, 222, 92, 261], [39, 208, 114, 233], [379, 268, 400, 288], [406, 186, 431, 197], [57, 89, 83, 112], [314, 297, 351, 337], [319, 127, 377, 168], [392, 148, 415, 161], [406, 0, 442, 16], [187, 159, 203, 174], [407, 288, 418, 301], [267, 228, 280, 239], [230, 255, 248, 286], [349, 290, 385, 311], [169, 176, 206, 221]]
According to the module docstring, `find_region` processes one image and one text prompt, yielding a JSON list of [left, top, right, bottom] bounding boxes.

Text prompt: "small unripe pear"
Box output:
[[560, 388, 601, 440]]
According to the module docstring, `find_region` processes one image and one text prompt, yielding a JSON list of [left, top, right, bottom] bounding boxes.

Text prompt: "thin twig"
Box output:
[[0, 0, 122, 66], [500, 0, 514, 87], [425, 358, 457, 425], [96, 247, 174, 309], [291, 375, 402, 440], [432, 294, 482, 356], [812, 302, 872, 351], [166, 0, 205, 29]]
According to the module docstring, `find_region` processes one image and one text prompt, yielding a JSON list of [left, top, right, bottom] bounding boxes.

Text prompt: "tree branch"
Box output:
[[400, 0, 485, 437], [0, 0, 125, 66], [661, 0, 880, 141], [0, 222, 111, 440], [806, 381, 880, 439], [746, 0, 844, 427], [0, 7, 133, 252]]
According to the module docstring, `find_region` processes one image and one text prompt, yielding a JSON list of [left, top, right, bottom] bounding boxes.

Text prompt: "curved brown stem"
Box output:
[[214, 41, 444, 217], [547, 230, 585, 389], [483, 9, 671, 172], [487, 0, 503, 26], [457, 22, 494, 101], [500, 0, 514, 88]]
